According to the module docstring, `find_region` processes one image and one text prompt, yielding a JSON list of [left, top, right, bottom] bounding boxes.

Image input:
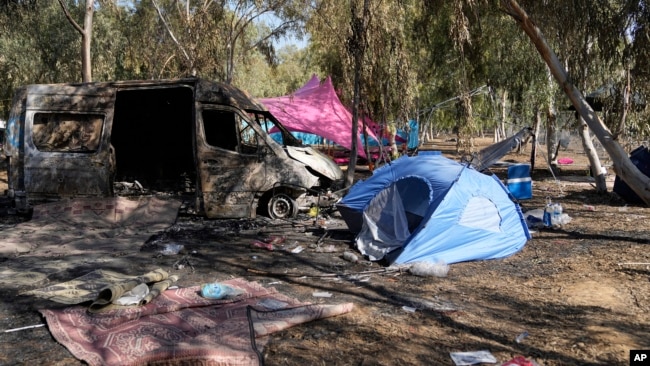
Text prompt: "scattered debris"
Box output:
[[398, 294, 460, 312], [314, 244, 338, 253], [173, 254, 195, 272], [251, 240, 275, 251], [113, 283, 149, 306], [501, 356, 540, 366], [402, 306, 417, 313], [515, 331, 529, 343], [312, 291, 333, 298], [449, 350, 497, 366], [342, 251, 359, 263], [247, 267, 400, 279], [3, 324, 45, 333], [114, 180, 144, 195], [159, 243, 185, 256], [408, 261, 449, 277], [290, 246, 305, 254]]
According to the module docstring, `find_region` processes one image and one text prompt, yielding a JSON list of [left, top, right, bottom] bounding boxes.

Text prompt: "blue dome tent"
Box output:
[[336, 154, 531, 264]]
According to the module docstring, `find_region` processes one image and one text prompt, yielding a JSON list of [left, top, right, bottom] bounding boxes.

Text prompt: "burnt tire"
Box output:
[[267, 193, 297, 219]]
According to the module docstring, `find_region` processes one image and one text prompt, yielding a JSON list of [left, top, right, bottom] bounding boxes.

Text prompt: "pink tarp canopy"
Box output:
[[260, 75, 379, 158]]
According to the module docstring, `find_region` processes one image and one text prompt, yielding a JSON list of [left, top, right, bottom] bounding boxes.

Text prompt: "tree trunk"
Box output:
[[345, 0, 369, 187], [613, 68, 631, 140], [502, 0, 650, 206], [578, 117, 607, 192], [57, 0, 93, 82], [531, 106, 542, 171], [346, 64, 360, 187], [546, 103, 558, 169], [387, 123, 398, 159], [498, 89, 508, 142], [226, 42, 234, 83], [81, 1, 93, 82]]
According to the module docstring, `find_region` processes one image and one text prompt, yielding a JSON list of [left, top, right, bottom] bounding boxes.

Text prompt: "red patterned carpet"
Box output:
[[40, 278, 354, 366]]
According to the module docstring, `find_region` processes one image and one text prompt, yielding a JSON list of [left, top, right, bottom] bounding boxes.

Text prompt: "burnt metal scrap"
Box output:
[[3, 78, 344, 219]]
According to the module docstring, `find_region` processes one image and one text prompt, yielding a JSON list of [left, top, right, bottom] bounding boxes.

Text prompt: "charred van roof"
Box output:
[[21, 78, 268, 113]]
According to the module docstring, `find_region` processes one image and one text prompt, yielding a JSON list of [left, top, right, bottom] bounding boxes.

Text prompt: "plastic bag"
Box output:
[[112, 283, 150, 305], [200, 283, 244, 299]]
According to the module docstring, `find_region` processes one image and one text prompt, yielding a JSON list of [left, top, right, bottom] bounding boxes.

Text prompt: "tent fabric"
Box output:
[[360, 133, 405, 147], [260, 75, 379, 158], [270, 131, 325, 145], [336, 154, 530, 265], [407, 119, 419, 150], [613, 145, 650, 204]]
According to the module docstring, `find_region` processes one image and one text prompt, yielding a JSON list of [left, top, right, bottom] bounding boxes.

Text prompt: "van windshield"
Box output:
[[248, 112, 302, 147]]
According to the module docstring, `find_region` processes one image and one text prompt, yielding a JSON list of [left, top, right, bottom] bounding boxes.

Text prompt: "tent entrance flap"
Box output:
[[356, 177, 431, 261]]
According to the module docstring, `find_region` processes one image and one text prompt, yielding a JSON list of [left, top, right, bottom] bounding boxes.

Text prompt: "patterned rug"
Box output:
[[40, 278, 354, 366]]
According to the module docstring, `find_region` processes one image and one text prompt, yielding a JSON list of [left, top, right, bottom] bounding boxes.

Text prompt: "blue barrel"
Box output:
[[507, 164, 532, 199]]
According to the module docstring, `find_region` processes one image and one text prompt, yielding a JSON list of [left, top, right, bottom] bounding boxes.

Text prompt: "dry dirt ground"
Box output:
[[0, 136, 649, 366]]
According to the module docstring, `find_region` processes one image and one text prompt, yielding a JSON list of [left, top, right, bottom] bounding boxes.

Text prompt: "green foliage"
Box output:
[[0, 0, 648, 144]]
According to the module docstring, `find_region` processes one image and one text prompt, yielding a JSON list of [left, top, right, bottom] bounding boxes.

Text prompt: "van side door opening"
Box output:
[[111, 87, 195, 193]]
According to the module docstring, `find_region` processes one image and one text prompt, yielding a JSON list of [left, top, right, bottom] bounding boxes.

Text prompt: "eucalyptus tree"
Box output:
[[235, 44, 315, 97], [511, 1, 633, 191], [308, 0, 416, 185], [56, 0, 128, 82], [502, 0, 650, 205], [472, 3, 548, 143], [412, 0, 514, 154], [619, 0, 650, 142], [408, 2, 462, 139], [0, 1, 80, 84], [57, 0, 94, 82], [0, 1, 103, 115], [146, 0, 309, 84], [501, 0, 650, 193], [115, 1, 183, 79]]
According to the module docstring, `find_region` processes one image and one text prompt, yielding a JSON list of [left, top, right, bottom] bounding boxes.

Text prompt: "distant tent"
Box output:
[[613, 145, 650, 204], [363, 119, 418, 149], [360, 133, 405, 147], [407, 119, 419, 150], [260, 75, 380, 158], [270, 131, 325, 145], [466, 127, 533, 171], [336, 154, 531, 265]]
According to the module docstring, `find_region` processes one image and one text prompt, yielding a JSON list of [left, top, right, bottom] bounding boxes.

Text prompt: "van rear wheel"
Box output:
[[267, 194, 297, 219]]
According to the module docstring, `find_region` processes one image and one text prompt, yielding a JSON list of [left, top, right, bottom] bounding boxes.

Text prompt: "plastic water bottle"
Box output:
[[551, 203, 563, 226], [543, 203, 552, 227], [515, 331, 529, 343], [201, 283, 242, 299]]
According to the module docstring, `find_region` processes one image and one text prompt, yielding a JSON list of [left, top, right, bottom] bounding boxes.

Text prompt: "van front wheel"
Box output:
[[267, 194, 297, 219]]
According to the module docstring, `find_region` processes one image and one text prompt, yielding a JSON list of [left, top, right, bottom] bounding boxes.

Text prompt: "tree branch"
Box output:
[[57, 0, 84, 35], [151, 0, 191, 63]]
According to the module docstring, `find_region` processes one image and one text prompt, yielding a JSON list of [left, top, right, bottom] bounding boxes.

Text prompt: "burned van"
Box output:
[[4, 78, 344, 218]]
